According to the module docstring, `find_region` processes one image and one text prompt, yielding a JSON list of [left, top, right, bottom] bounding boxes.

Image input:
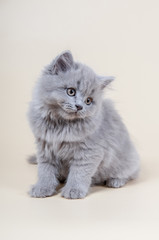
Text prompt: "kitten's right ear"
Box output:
[[50, 51, 74, 75], [98, 76, 115, 89]]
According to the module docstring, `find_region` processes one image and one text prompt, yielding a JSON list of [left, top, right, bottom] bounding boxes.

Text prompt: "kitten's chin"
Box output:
[[59, 108, 86, 120]]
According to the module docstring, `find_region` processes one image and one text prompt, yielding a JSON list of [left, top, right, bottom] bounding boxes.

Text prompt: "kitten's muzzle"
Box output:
[[75, 104, 83, 111]]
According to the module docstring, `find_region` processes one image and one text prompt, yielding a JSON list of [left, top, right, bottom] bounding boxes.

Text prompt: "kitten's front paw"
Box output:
[[61, 186, 87, 199], [29, 184, 56, 198]]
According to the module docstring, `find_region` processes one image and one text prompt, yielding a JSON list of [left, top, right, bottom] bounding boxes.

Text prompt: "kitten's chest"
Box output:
[[37, 116, 81, 161], [53, 138, 74, 160], [41, 124, 74, 160]]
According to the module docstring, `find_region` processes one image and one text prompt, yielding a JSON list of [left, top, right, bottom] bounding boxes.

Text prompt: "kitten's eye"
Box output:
[[67, 88, 76, 96], [86, 97, 93, 105]]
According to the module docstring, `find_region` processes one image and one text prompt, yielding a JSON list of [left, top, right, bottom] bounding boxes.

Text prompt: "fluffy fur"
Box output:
[[28, 51, 140, 199]]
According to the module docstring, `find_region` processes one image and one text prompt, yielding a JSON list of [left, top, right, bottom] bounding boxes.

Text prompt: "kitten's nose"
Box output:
[[75, 104, 83, 111]]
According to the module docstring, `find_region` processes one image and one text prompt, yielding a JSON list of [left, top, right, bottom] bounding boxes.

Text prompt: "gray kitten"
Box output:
[[28, 51, 140, 199]]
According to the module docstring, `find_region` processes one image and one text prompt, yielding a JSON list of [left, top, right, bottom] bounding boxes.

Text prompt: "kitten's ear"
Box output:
[[51, 51, 74, 74], [98, 76, 115, 89]]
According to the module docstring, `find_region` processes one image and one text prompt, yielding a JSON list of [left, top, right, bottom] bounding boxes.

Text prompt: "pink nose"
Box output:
[[75, 105, 83, 111]]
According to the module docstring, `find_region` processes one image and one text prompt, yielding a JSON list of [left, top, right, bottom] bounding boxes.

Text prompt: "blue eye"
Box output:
[[67, 88, 76, 96], [86, 97, 93, 105]]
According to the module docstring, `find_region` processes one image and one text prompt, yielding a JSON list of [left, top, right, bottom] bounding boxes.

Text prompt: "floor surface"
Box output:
[[1, 157, 159, 240]]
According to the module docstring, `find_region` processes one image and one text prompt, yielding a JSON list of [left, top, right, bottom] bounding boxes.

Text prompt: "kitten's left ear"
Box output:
[[98, 76, 115, 89], [52, 50, 74, 74]]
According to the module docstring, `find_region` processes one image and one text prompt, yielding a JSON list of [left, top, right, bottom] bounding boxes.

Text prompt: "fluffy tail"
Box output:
[[27, 155, 37, 164]]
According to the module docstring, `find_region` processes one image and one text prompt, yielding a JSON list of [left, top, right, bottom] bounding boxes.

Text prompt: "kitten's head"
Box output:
[[38, 51, 114, 120]]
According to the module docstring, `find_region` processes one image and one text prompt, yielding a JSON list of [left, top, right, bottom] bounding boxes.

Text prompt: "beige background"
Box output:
[[0, 0, 159, 239]]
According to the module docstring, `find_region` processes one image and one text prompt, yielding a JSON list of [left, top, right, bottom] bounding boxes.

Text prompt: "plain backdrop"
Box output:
[[0, 1, 159, 240]]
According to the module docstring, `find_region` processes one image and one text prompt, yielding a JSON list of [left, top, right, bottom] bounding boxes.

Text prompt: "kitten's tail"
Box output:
[[27, 155, 37, 164]]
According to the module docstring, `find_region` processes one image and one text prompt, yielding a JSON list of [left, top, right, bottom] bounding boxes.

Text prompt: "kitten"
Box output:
[[28, 51, 140, 199]]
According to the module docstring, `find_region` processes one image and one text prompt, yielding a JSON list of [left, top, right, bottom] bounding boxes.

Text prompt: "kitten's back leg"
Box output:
[[106, 178, 128, 188]]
